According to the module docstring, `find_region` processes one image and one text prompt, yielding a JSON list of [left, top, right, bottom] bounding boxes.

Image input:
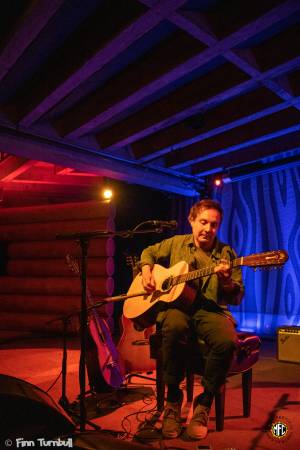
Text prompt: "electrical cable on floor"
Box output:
[[120, 392, 159, 441]]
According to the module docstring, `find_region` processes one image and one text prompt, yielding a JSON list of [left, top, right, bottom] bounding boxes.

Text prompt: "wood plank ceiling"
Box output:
[[1, 0, 300, 196]]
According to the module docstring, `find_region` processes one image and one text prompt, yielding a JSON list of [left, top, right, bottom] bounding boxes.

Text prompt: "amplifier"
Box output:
[[277, 326, 300, 363]]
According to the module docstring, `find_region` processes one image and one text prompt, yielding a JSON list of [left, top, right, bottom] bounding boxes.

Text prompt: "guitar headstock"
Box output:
[[242, 250, 288, 269], [65, 253, 80, 275]]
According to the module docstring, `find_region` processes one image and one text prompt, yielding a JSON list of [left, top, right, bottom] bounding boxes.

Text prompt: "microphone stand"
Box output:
[[59, 316, 71, 410], [56, 223, 170, 432], [78, 236, 88, 431]]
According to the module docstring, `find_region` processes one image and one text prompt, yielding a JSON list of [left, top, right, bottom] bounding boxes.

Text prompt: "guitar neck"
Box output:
[[173, 257, 242, 286]]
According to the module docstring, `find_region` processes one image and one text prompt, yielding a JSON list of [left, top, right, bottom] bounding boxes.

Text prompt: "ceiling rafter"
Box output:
[[125, 56, 300, 162], [94, 1, 300, 155], [0, 125, 199, 196], [167, 105, 300, 168], [54, 29, 206, 137], [53, 0, 300, 139], [97, 63, 252, 149], [0, 0, 65, 83], [0, 1, 300, 195], [192, 129, 300, 176], [7, 0, 188, 128], [0, 155, 36, 181]]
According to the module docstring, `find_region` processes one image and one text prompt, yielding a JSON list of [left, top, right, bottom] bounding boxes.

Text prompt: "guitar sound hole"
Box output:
[[162, 277, 173, 291]]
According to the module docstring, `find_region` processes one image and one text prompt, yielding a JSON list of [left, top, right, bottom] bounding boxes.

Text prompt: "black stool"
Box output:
[[149, 330, 261, 431]]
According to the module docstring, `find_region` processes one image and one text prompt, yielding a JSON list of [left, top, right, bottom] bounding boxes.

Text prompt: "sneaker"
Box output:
[[186, 404, 210, 440], [162, 400, 182, 438]]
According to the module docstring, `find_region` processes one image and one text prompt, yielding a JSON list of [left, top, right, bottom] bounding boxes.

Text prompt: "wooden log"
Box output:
[[0, 217, 115, 241], [0, 200, 116, 224], [0, 294, 113, 316], [0, 276, 114, 296], [7, 238, 115, 258], [0, 312, 79, 333], [6, 257, 114, 277]]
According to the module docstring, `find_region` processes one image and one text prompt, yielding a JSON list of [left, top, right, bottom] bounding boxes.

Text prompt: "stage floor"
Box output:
[[0, 334, 299, 450]]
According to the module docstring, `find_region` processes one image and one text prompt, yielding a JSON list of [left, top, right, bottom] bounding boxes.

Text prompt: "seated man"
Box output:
[[140, 199, 244, 440]]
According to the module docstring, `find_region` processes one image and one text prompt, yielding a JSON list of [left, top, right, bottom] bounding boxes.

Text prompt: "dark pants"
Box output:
[[160, 308, 238, 394]]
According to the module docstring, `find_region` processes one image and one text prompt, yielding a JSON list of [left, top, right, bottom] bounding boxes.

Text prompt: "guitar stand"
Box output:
[[124, 372, 156, 384], [55, 315, 102, 431], [55, 222, 169, 431]]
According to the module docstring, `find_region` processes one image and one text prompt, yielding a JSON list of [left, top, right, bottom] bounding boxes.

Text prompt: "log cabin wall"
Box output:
[[0, 200, 115, 335]]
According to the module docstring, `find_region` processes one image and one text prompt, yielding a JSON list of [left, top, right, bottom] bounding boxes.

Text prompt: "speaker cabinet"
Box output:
[[0, 374, 75, 439], [277, 326, 300, 363]]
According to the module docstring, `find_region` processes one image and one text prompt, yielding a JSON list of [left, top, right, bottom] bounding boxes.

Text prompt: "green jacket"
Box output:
[[140, 234, 244, 311]]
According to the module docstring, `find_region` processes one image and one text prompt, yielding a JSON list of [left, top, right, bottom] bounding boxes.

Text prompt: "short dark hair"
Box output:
[[188, 199, 223, 222]]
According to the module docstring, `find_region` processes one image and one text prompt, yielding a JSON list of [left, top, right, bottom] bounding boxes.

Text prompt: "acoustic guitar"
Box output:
[[123, 250, 288, 329], [65, 254, 124, 391], [117, 256, 155, 373]]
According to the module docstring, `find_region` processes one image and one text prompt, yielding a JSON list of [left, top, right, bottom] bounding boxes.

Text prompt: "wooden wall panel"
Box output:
[[6, 257, 114, 277], [0, 200, 116, 224], [0, 217, 115, 241], [7, 239, 115, 258], [0, 200, 115, 335], [0, 312, 79, 334], [0, 276, 114, 296], [0, 294, 111, 316]]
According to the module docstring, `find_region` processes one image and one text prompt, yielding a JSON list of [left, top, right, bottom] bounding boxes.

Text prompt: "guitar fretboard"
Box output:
[[172, 258, 242, 286]]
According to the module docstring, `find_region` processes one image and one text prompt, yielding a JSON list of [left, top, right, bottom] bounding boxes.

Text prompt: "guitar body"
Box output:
[[123, 250, 289, 329], [88, 315, 124, 389], [117, 316, 155, 373], [65, 254, 125, 392], [123, 261, 195, 329]]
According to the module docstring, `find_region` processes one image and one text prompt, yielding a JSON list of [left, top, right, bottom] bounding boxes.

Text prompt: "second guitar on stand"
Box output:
[[117, 255, 155, 373]]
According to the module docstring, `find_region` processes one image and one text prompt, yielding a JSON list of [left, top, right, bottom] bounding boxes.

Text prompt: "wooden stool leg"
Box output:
[[156, 353, 165, 411], [186, 369, 194, 403], [242, 368, 252, 417], [215, 383, 225, 431]]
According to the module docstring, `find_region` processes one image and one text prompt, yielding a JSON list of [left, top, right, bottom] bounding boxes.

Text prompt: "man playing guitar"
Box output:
[[140, 199, 244, 440]]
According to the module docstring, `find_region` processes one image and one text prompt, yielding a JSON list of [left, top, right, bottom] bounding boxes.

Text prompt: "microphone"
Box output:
[[150, 220, 178, 229]]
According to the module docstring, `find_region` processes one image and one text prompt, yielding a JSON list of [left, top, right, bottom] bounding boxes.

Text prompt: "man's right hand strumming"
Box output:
[[141, 264, 156, 292]]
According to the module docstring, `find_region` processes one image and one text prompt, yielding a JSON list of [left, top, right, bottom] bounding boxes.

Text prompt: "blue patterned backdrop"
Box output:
[[215, 166, 300, 336]]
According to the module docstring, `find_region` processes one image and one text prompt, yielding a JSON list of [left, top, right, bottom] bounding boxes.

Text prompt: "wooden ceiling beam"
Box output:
[[55, 0, 300, 139], [97, 62, 249, 149], [55, 167, 74, 175], [0, 126, 198, 196], [0, 155, 36, 181], [251, 22, 300, 73], [166, 106, 300, 168], [192, 129, 300, 175], [0, 0, 65, 83], [55, 30, 205, 137], [5, 0, 187, 128], [131, 88, 283, 160], [129, 54, 300, 161], [97, 3, 300, 150], [0, 181, 99, 196], [12, 173, 102, 186], [193, 0, 285, 40]]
